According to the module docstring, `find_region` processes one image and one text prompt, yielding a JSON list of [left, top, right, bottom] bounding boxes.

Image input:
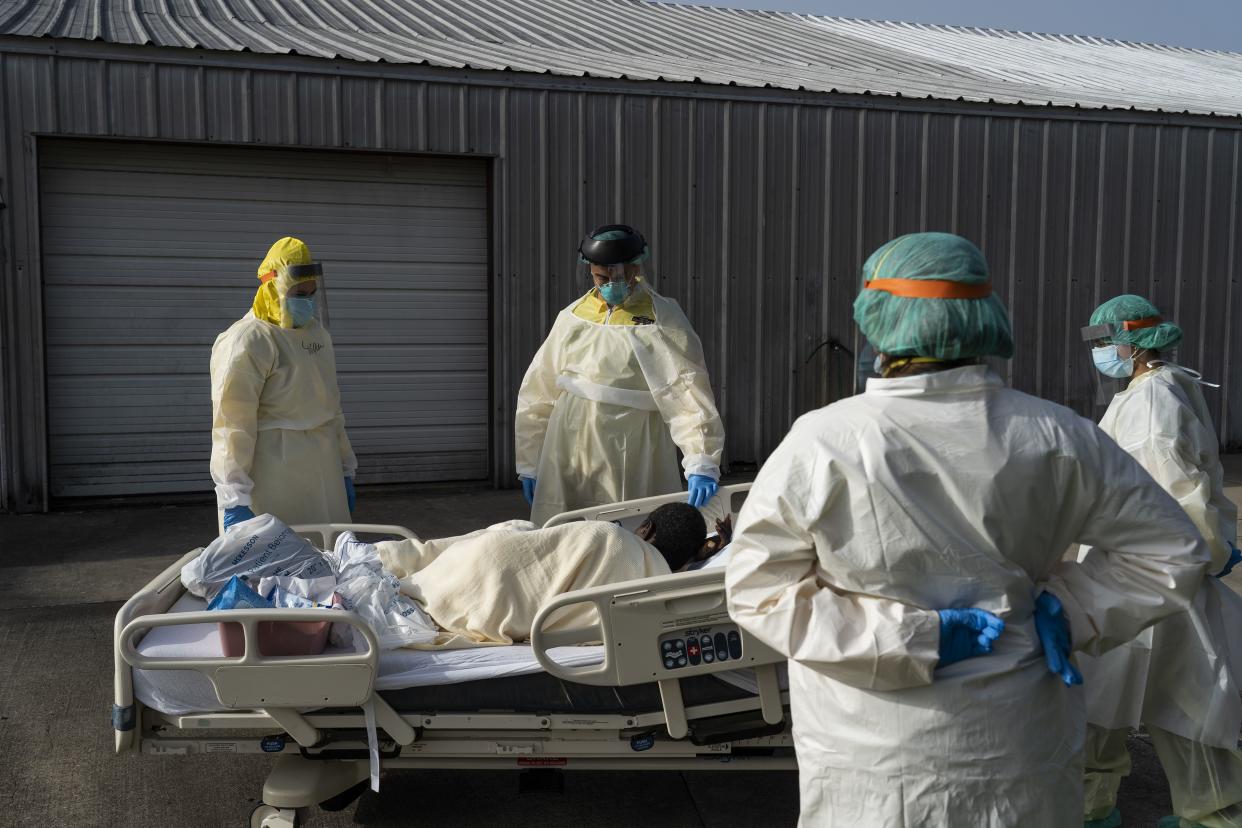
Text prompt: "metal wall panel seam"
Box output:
[[753, 100, 766, 455], [786, 104, 800, 428], [979, 115, 991, 251], [537, 86, 547, 335], [1092, 124, 1108, 309], [611, 93, 621, 218], [885, 110, 896, 237], [1004, 118, 1020, 386], [819, 106, 832, 408], [1147, 127, 1163, 299], [854, 108, 865, 283], [718, 98, 731, 442], [493, 84, 509, 483], [950, 114, 960, 231], [917, 111, 928, 229], [0, 51, 12, 508], [1223, 132, 1241, 445], [1196, 132, 1215, 384], [649, 95, 660, 284], [1035, 120, 1049, 395], [1174, 125, 1189, 325], [20, 72, 50, 510], [1062, 122, 1080, 400], [1122, 124, 1135, 293], [683, 96, 695, 317]]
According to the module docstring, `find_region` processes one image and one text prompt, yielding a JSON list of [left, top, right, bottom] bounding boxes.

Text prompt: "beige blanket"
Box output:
[[375, 521, 670, 648]]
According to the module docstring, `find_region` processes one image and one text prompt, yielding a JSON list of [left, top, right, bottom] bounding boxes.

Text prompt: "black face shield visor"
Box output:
[[578, 225, 646, 266]]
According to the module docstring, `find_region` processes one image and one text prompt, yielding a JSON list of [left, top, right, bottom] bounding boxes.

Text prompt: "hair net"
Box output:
[[1088, 294, 1183, 352], [852, 233, 1015, 360], [252, 237, 319, 328]]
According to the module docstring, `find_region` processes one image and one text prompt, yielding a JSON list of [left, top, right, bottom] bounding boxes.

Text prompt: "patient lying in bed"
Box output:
[[338, 504, 709, 649]]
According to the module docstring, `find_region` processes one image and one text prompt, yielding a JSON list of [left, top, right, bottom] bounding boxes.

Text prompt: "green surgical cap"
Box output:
[[1088, 294, 1182, 351], [852, 232, 1015, 360]]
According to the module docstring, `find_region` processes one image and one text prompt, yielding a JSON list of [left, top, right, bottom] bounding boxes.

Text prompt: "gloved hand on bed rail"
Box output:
[[687, 474, 718, 508]]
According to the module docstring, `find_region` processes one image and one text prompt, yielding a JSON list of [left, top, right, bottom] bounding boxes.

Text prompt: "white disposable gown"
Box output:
[[515, 283, 725, 526], [210, 311, 357, 529], [725, 365, 1208, 828], [1078, 365, 1242, 747]]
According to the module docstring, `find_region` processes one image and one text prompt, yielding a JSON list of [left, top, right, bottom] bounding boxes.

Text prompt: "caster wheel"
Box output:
[[250, 803, 299, 828]]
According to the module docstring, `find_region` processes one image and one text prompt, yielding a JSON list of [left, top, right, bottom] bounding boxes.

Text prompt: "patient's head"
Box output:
[[636, 503, 707, 572]]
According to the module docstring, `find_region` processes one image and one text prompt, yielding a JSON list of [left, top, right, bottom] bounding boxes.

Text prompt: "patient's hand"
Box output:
[[697, 516, 733, 560]]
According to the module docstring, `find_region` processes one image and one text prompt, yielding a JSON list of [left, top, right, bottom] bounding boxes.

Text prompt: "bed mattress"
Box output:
[[133, 594, 761, 716]]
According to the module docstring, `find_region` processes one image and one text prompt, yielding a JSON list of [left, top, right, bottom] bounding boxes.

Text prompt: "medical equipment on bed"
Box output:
[[114, 489, 790, 828]]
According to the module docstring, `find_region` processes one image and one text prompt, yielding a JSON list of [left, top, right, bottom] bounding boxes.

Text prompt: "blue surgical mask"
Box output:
[[598, 281, 630, 306], [873, 355, 884, 376], [1092, 344, 1134, 379], [287, 296, 316, 328]]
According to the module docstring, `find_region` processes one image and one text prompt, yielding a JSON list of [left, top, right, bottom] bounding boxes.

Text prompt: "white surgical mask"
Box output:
[[1091, 345, 1134, 379]]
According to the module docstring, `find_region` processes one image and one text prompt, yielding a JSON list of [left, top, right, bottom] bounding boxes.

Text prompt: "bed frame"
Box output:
[[113, 486, 793, 828]]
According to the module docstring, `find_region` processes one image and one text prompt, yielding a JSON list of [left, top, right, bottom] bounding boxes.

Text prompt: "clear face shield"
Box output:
[[1081, 322, 1127, 405], [281, 262, 327, 329]]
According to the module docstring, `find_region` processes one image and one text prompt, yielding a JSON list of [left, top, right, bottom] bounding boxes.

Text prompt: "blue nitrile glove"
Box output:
[[521, 477, 536, 506], [1216, 543, 1241, 579], [1034, 591, 1083, 686], [687, 475, 719, 508], [223, 505, 256, 529], [344, 477, 356, 513], [936, 608, 1005, 669]]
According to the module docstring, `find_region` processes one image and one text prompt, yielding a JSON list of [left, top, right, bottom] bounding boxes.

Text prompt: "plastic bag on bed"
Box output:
[[256, 574, 337, 607], [182, 513, 334, 601], [333, 570, 439, 650], [206, 575, 274, 610]]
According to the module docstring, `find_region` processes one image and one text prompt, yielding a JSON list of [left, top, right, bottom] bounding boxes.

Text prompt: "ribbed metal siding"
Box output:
[[38, 138, 488, 497], [1, 44, 1240, 509], [6, 0, 1242, 117]]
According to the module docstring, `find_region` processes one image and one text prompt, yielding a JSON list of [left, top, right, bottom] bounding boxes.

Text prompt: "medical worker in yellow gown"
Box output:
[[515, 225, 725, 527], [210, 237, 357, 531]]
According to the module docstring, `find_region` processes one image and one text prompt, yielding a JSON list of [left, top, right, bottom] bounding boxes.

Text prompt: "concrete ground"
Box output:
[[1, 458, 1240, 827]]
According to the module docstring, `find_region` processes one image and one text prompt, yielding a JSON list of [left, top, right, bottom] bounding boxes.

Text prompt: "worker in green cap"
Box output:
[[1079, 294, 1242, 828], [725, 233, 1208, 827]]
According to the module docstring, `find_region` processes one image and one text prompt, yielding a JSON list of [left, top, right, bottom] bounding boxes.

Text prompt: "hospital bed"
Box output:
[[113, 484, 792, 827]]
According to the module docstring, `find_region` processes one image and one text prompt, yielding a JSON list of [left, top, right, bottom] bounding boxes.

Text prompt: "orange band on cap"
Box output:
[[1122, 316, 1161, 331], [864, 278, 992, 299], [259, 270, 277, 283]]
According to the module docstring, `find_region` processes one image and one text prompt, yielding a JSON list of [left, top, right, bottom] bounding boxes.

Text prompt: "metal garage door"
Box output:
[[40, 140, 490, 497]]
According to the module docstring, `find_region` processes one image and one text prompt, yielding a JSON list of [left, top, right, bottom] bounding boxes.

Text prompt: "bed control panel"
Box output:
[[658, 625, 743, 670]]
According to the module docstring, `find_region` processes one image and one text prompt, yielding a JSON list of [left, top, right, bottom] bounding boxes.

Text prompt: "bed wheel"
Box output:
[[249, 803, 300, 828]]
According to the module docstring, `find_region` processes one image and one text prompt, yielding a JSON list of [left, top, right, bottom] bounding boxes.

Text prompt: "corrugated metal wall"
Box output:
[[2, 39, 1240, 511]]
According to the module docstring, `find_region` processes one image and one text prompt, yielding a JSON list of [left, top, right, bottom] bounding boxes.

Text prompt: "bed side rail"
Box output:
[[112, 521, 418, 754], [117, 606, 415, 748], [113, 547, 203, 753], [292, 522, 420, 548], [530, 567, 784, 739], [540, 482, 752, 529]]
